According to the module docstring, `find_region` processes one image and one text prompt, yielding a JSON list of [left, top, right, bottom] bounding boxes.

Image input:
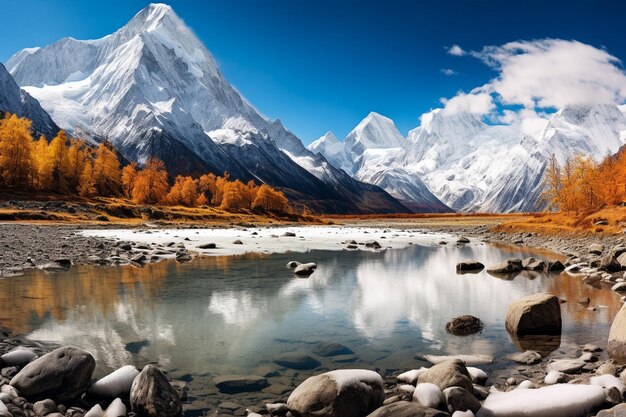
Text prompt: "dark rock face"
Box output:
[[287, 370, 384, 417], [10, 347, 95, 403], [365, 401, 450, 417], [130, 365, 182, 417], [0, 64, 59, 139], [505, 293, 562, 336], [443, 387, 480, 414], [445, 315, 483, 336]]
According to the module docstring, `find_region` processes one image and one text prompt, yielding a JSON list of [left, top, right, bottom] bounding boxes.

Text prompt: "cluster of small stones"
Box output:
[[0, 340, 183, 417]]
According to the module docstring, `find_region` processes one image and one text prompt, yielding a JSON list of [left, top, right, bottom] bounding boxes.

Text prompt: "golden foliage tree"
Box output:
[[0, 114, 35, 188], [78, 161, 97, 197], [121, 162, 138, 199], [181, 176, 199, 206], [92, 143, 121, 196], [252, 184, 289, 212], [67, 139, 90, 192], [33, 136, 52, 190], [48, 130, 71, 193], [132, 158, 169, 204]]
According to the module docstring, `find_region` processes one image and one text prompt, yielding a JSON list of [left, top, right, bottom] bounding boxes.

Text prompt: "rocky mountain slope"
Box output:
[[0, 63, 58, 138]]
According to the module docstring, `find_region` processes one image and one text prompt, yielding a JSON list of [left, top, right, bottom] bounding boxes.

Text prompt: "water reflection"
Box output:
[[0, 243, 620, 382]]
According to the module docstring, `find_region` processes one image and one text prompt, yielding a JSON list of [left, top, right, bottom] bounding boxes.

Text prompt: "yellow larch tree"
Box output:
[[0, 114, 35, 188]]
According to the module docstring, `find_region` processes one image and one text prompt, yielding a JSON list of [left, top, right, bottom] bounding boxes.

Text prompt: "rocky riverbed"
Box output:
[[2, 220, 626, 416]]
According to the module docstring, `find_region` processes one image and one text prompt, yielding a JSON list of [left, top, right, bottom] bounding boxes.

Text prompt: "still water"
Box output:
[[0, 240, 621, 404]]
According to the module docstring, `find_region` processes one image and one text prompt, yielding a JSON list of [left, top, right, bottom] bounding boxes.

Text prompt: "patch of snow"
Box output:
[[590, 374, 624, 393], [326, 369, 383, 394], [397, 368, 429, 385], [87, 365, 140, 397], [476, 384, 605, 417], [413, 382, 444, 408]]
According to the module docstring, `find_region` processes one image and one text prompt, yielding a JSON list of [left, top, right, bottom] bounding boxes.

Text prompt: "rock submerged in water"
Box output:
[[505, 293, 562, 336], [455, 260, 484, 273], [213, 375, 269, 394], [287, 369, 384, 417], [293, 263, 317, 276], [10, 346, 95, 402], [506, 350, 542, 365], [130, 365, 182, 417], [274, 353, 321, 370], [445, 315, 483, 336]]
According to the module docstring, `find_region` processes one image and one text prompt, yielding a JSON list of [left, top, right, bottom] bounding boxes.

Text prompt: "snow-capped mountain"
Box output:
[[310, 105, 626, 213], [308, 132, 352, 173], [6, 3, 408, 214], [308, 113, 452, 212], [0, 63, 58, 138], [400, 104, 626, 212]]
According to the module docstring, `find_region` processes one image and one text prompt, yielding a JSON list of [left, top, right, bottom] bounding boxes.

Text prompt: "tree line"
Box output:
[[542, 151, 626, 214], [0, 113, 289, 212]]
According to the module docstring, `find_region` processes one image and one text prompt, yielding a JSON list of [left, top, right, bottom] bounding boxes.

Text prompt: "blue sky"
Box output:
[[1, 0, 625, 143]]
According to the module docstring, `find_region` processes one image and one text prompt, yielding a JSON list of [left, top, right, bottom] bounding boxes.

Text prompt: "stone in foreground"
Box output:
[[10, 346, 95, 402], [287, 369, 384, 417], [87, 365, 140, 398], [506, 350, 542, 365], [365, 401, 449, 417], [486, 259, 523, 275], [608, 303, 626, 363], [130, 365, 182, 417], [417, 359, 473, 393], [505, 293, 561, 336]]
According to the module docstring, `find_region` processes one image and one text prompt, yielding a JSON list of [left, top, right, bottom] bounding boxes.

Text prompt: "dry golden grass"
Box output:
[[493, 206, 626, 236]]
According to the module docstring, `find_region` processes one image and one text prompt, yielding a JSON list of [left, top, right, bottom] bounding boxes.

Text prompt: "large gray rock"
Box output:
[[601, 247, 626, 272], [130, 365, 181, 417], [287, 370, 384, 417], [417, 359, 473, 392], [608, 304, 626, 364], [505, 293, 562, 336], [443, 387, 480, 414], [365, 401, 449, 417], [596, 403, 626, 417], [10, 346, 95, 402]]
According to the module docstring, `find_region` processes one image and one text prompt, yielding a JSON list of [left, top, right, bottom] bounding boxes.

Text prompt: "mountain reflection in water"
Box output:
[[0, 243, 620, 380]]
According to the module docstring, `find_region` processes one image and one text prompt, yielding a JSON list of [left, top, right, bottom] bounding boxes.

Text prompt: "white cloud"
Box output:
[[440, 68, 458, 76], [475, 39, 626, 108], [431, 39, 626, 134], [447, 45, 466, 56], [440, 91, 495, 115]]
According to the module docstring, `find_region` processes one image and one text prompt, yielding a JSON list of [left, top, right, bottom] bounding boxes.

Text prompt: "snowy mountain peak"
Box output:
[[320, 131, 339, 144], [345, 111, 404, 153]]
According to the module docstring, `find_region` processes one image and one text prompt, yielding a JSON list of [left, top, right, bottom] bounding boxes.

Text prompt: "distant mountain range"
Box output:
[[309, 105, 626, 212], [2, 3, 626, 213]]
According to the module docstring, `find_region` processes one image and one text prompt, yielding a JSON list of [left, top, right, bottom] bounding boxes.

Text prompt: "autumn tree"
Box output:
[[48, 130, 71, 193], [121, 162, 138, 199], [212, 172, 230, 206], [181, 177, 199, 206], [92, 143, 121, 196], [0, 114, 35, 188], [67, 139, 91, 192], [165, 176, 185, 205], [220, 180, 250, 210], [33, 136, 52, 190], [252, 184, 289, 212], [132, 158, 169, 204], [78, 161, 97, 197], [542, 154, 562, 211], [198, 173, 217, 203]]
